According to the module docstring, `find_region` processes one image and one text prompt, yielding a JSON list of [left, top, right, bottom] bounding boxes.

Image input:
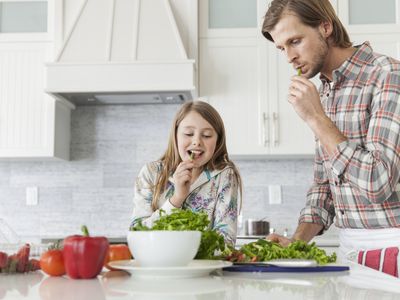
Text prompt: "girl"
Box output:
[[130, 101, 242, 246]]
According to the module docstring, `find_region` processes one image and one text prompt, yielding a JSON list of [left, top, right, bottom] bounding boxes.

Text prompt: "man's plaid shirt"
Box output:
[[299, 42, 400, 231]]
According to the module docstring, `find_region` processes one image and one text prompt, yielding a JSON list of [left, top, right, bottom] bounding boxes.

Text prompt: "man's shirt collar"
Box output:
[[320, 41, 373, 84]]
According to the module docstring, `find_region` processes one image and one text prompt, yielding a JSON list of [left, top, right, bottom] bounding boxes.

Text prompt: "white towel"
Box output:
[[338, 228, 400, 277]]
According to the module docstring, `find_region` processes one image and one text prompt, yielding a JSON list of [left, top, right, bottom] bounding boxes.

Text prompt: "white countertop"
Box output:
[[1, 261, 399, 299]]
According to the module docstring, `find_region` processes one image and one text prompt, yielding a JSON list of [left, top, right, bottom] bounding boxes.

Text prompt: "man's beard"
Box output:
[[307, 34, 329, 78]]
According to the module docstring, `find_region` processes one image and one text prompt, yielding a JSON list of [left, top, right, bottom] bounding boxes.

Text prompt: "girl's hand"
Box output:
[[169, 161, 195, 207]]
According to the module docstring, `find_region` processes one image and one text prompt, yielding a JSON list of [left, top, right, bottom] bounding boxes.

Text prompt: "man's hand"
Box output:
[[266, 223, 324, 247], [265, 233, 294, 247], [289, 75, 347, 155], [288, 75, 325, 124]]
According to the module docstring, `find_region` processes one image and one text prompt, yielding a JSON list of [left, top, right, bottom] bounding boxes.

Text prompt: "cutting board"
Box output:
[[223, 264, 350, 273]]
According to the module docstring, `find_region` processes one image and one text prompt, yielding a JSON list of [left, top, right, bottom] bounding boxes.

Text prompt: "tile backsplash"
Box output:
[[0, 104, 330, 241]]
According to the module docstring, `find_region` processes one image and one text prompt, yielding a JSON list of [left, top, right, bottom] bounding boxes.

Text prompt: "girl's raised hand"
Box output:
[[169, 160, 195, 207]]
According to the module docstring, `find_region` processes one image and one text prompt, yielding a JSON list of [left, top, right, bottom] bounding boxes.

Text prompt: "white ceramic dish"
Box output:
[[126, 230, 201, 267], [108, 259, 232, 279]]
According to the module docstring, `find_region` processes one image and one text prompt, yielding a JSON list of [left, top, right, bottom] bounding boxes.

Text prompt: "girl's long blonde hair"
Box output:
[[151, 100, 242, 211]]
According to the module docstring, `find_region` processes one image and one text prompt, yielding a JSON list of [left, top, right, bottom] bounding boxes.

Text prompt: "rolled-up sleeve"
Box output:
[[299, 144, 335, 232]]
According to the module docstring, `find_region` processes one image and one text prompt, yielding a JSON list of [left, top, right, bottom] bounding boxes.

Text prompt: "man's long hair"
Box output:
[[262, 0, 352, 48]]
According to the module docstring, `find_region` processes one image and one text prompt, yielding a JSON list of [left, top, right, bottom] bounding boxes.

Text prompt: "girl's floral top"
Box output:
[[130, 161, 239, 245]]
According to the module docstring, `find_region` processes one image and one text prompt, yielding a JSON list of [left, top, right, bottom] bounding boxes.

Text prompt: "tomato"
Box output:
[[40, 249, 66, 276], [104, 244, 132, 270]]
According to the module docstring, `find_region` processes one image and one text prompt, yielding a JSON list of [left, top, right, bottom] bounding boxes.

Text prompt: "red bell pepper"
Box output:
[[0, 251, 8, 269], [63, 225, 109, 279]]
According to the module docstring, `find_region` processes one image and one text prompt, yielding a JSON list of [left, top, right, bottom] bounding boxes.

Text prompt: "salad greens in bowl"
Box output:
[[128, 209, 227, 266]]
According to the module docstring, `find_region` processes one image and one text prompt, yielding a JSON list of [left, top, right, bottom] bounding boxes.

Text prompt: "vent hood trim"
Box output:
[[46, 61, 195, 93]]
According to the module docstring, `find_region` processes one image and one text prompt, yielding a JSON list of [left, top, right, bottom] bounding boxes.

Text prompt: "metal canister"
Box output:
[[244, 219, 270, 236]]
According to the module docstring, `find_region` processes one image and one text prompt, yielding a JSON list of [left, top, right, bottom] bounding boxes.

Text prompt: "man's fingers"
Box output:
[[291, 76, 316, 92], [265, 233, 293, 247], [291, 75, 312, 85], [265, 233, 280, 242]]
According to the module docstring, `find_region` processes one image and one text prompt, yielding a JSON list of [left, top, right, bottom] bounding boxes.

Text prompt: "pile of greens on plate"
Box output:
[[227, 239, 336, 265], [129, 209, 227, 259]]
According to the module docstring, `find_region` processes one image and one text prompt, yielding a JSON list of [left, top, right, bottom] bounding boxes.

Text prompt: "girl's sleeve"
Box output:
[[130, 163, 178, 228], [213, 167, 239, 246]]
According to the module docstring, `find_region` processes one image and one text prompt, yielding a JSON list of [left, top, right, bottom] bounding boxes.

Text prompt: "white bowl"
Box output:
[[126, 231, 201, 267]]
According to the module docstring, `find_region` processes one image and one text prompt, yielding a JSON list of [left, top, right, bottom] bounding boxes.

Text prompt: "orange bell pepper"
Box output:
[[104, 244, 132, 271]]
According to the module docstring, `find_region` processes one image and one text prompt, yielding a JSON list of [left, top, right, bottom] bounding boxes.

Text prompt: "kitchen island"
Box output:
[[1, 261, 399, 299]]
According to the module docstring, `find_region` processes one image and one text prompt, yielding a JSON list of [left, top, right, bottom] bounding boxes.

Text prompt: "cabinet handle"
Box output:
[[263, 112, 270, 147], [272, 112, 279, 146]]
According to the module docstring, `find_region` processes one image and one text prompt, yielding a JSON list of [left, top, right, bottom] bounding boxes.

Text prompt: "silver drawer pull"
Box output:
[[263, 112, 270, 146], [272, 112, 279, 146]]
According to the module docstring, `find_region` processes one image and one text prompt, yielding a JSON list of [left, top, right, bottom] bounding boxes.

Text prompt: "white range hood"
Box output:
[[46, 0, 196, 105]]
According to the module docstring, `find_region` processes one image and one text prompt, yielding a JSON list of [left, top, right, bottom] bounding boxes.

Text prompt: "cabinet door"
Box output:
[[337, 0, 400, 59], [200, 38, 269, 155], [338, 0, 399, 29], [199, 0, 258, 38], [0, 0, 72, 160], [199, 0, 270, 155], [199, 0, 314, 156], [266, 44, 316, 155], [0, 42, 70, 159]]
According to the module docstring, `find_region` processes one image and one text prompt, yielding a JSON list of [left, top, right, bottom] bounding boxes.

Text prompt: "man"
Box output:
[[262, 0, 400, 270]]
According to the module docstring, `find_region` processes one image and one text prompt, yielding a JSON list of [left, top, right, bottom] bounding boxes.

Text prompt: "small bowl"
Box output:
[[126, 231, 201, 267]]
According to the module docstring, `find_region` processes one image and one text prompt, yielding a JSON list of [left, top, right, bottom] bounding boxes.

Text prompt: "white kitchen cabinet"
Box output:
[[200, 37, 268, 155], [199, 0, 315, 156], [337, 0, 400, 60], [0, 0, 74, 160]]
